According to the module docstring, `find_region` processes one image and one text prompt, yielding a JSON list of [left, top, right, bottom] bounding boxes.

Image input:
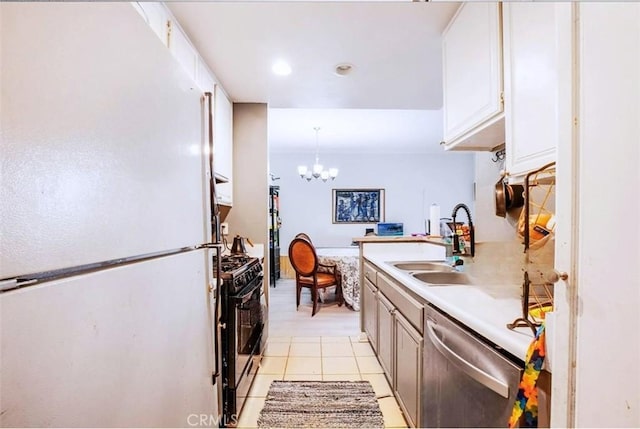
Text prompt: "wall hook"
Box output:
[[491, 148, 506, 163]]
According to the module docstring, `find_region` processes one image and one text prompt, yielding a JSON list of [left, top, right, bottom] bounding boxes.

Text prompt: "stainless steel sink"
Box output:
[[392, 262, 453, 272], [412, 271, 474, 285]]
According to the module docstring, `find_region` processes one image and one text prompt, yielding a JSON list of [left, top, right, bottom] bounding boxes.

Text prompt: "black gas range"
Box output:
[[215, 254, 264, 295], [215, 254, 266, 427]]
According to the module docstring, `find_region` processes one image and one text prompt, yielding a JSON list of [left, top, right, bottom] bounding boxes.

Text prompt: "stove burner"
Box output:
[[215, 255, 254, 273]]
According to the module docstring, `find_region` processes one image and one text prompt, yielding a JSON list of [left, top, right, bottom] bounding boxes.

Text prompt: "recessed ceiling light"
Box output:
[[272, 60, 292, 76], [334, 63, 353, 76]]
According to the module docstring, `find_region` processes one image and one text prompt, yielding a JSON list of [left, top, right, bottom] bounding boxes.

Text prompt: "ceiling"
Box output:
[[168, 1, 461, 153]]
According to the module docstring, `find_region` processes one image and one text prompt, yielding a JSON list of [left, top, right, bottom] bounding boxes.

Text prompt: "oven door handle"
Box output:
[[232, 276, 264, 304]]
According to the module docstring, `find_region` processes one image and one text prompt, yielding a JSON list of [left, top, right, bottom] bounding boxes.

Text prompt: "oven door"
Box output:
[[230, 275, 264, 388]]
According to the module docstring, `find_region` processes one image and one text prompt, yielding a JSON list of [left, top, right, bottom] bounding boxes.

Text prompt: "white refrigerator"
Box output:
[[1, 3, 221, 427]]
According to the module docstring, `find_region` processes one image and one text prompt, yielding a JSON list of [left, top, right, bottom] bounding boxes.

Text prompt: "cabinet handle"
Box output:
[[426, 320, 510, 398], [439, 141, 446, 146]]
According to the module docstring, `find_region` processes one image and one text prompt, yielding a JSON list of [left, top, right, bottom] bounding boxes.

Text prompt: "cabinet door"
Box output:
[[362, 278, 378, 352], [133, 2, 170, 47], [377, 292, 395, 385], [196, 60, 216, 93], [214, 86, 233, 205], [168, 19, 198, 82], [503, 3, 570, 179], [442, 2, 504, 150], [395, 312, 423, 428]]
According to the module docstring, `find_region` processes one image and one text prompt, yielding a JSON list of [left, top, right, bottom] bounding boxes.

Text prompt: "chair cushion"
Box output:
[[299, 272, 338, 287]]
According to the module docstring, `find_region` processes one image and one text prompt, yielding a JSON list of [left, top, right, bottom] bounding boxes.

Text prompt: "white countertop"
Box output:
[[365, 253, 535, 363], [315, 247, 359, 257]]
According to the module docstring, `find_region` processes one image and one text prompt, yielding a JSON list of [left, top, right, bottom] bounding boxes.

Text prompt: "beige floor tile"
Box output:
[[286, 357, 322, 375], [267, 336, 291, 343], [378, 397, 408, 428], [352, 342, 376, 357], [321, 336, 351, 343], [258, 356, 287, 375], [263, 342, 290, 357], [322, 373, 361, 381], [289, 342, 322, 357], [248, 374, 283, 397], [356, 355, 384, 374], [235, 396, 266, 428], [284, 373, 323, 381], [361, 373, 393, 398], [322, 356, 360, 374], [292, 336, 321, 343], [322, 342, 355, 357]]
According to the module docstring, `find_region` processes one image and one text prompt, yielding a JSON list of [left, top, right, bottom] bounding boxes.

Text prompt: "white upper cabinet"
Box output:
[[441, 3, 504, 151], [214, 86, 233, 206], [503, 3, 570, 180], [196, 59, 216, 94], [168, 19, 198, 83], [132, 2, 170, 47]]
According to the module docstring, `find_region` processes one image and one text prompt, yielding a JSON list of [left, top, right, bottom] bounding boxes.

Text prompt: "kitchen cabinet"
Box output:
[[362, 276, 378, 353], [362, 260, 424, 427], [133, 2, 170, 47], [134, 3, 233, 205], [503, 3, 570, 180], [441, 2, 504, 151], [168, 18, 198, 83], [377, 292, 395, 383], [395, 312, 423, 429], [214, 86, 233, 206], [196, 60, 216, 93]]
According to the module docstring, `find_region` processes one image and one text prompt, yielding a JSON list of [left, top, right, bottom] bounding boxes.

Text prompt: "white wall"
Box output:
[[226, 103, 269, 289], [473, 152, 520, 242], [269, 151, 474, 249]]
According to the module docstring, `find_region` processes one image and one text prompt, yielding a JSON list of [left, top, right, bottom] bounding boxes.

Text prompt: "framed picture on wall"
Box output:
[[332, 189, 385, 224]]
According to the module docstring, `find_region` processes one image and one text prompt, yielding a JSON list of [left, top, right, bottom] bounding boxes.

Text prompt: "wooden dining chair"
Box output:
[[295, 232, 312, 242], [288, 236, 344, 316]]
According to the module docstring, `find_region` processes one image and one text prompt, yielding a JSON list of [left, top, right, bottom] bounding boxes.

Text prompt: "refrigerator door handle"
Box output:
[[0, 278, 36, 292]]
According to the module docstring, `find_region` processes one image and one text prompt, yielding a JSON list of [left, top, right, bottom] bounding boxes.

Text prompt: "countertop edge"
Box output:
[[353, 235, 448, 245], [365, 254, 535, 365]]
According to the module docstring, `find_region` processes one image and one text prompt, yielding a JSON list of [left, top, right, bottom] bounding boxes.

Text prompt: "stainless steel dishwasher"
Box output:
[[422, 305, 522, 428]]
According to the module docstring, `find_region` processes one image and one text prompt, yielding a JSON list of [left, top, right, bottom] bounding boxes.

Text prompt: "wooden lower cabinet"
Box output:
[[363, 278, 378, 352], [362, 260, 424, 427], [377, 292, 395, 383], [394, 312, 423, 428]]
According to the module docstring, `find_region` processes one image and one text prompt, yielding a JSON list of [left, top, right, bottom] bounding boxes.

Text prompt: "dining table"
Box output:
[[315, 247, 360, 311]]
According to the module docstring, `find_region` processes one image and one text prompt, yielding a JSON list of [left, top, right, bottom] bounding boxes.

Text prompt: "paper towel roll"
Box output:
[[429, 203, 440, 236]]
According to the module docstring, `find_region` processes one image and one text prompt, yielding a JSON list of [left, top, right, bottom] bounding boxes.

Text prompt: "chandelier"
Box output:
[[297, 127, 339, 182]]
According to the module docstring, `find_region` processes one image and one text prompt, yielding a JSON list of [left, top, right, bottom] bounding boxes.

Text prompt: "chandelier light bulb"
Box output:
[[297, 126, 338, 183], [312, 163, 323, 178]]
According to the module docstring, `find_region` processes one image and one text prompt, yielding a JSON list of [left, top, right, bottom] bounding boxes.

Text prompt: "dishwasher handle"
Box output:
[[426, 320, 510, 398]]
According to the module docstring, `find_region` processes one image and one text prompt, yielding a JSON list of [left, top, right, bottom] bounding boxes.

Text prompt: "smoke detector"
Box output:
[[334, 63, 354, 76]]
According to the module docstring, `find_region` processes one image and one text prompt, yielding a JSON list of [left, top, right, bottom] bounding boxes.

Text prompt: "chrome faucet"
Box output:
[[451, 203, 475, 257]]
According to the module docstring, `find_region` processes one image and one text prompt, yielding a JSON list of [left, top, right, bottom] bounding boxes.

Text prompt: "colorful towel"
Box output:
[[508, 322, 546, 428]]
